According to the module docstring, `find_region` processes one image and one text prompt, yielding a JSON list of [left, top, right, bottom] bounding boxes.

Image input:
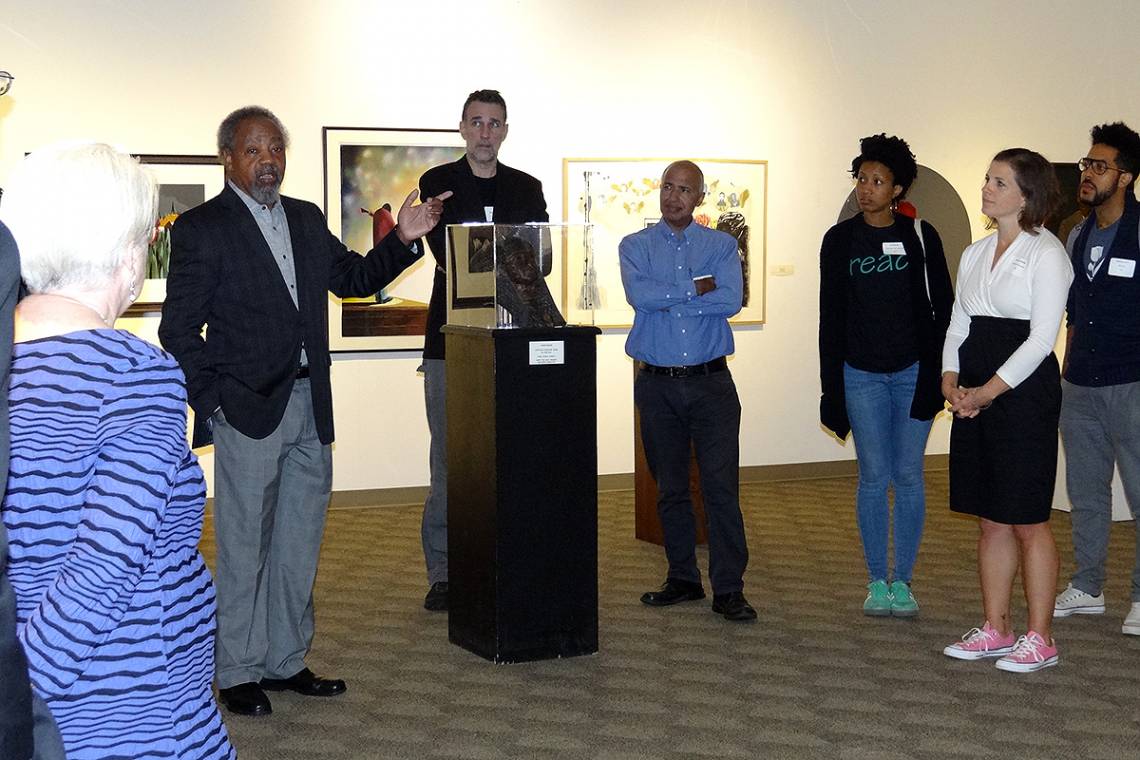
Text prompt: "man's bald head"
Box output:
[[664, 160, 704, 190]]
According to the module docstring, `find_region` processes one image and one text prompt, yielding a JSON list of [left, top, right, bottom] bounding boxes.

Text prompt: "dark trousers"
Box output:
[[2, 542, 64, 760], [635, 367, 748, 594], [0, 556, 32, 760]]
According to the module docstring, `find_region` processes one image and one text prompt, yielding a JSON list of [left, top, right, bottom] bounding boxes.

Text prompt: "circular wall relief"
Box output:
[[838, 165, 972, 281]]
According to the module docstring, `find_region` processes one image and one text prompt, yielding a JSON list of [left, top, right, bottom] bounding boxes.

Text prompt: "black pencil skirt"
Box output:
[[949, 316, 1061, 525]]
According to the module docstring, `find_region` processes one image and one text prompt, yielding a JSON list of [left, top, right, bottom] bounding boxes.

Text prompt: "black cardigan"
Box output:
[[818, 215, 954, 439]]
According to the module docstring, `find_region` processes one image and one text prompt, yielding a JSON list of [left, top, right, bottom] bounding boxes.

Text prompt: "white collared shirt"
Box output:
[[942, 228, 1073, 388]]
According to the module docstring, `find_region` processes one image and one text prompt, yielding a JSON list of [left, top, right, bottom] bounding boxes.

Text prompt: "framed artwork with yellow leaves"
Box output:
[[562, 158, 766, 327]]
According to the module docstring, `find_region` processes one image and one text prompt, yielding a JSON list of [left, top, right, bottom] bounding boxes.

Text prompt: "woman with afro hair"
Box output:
[[818, 134, 954, 617]]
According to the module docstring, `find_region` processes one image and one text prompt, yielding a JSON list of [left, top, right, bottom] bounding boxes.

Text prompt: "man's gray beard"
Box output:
[[250, 182, 281, 206]]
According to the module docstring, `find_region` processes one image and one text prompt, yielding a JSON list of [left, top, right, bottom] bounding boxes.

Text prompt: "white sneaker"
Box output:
[[1123, 603, 1140, 636], [1053, 583, 1105, 617]]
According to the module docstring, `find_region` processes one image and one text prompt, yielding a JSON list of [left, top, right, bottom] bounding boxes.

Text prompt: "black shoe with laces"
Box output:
[[712, 592, 757, 621], [640, 578, 706, 606]]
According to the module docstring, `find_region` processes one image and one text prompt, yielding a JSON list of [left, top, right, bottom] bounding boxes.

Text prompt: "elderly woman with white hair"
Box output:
[[0, 142, 235, 759]]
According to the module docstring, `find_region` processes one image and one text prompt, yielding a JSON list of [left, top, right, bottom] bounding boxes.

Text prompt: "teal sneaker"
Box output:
[[863, 579, 891, 616], [889, 580, 919, 617]]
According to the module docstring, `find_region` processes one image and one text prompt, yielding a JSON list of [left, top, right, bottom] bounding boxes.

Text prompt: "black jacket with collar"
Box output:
[[818, 214, 954, 439], [159, 184, 422, 447], [418, 155, 548, 360]]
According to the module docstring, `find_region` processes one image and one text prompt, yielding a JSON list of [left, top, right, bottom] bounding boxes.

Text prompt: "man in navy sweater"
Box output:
[[1053, 122, 1140, 637]]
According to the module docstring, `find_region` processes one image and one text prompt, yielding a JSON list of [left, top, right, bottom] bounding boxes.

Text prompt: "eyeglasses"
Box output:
[[1078, 157, 1124, 176], [0, 71, 12, 98]]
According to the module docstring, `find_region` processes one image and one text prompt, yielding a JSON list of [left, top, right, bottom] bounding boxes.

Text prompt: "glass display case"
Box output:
[[445, 223, 595, 329]]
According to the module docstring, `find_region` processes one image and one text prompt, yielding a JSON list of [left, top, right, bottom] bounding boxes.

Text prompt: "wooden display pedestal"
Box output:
[[632, 365, 708, 546], [444, 325, 600, 663]]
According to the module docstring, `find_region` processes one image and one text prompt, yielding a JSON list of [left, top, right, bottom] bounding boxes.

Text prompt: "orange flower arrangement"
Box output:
[[147, 212, 179, 278]]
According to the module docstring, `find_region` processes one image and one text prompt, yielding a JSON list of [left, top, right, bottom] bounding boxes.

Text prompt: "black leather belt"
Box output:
[[295, 365, 310, 379], [639, 357, 727, 378]]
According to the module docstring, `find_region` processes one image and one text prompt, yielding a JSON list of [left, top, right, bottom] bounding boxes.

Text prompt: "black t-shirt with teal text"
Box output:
[[844, 218, 919, 373]]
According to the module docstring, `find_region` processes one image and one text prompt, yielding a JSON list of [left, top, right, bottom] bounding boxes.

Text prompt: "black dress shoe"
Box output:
[[424, 581, 448, 611], [260, 668, 346, 697], [712, 592, 757, 622], [640, 578, 706, 606], [218, 682, 272, 717]]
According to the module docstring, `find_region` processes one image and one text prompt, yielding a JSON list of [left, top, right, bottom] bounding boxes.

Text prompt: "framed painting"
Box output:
[[562, 158, 767, 327], [322, 127, 465, 352], [128, 154, 223, 314]]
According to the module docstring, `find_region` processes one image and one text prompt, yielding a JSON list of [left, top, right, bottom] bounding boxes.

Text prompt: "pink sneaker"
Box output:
[[943, 622, 1017, 660], [994, 631, 1058, 673]]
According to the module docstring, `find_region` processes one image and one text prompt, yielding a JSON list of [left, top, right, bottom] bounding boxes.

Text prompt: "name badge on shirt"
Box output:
[[1108, 258, 1137, 278], [484, 206, 494, 223], [882, 242, 906, 256]]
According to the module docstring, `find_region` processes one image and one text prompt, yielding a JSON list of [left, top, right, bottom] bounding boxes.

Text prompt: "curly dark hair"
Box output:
[[1090, 121, 1140, 193], [991, 148, 1060, 233], [849, 133, 918, 199]]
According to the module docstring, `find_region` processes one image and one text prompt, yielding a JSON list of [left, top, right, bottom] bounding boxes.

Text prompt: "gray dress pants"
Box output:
[[212, 379, 332, 689], [1060, 379, 1140, 602], [421, 359, 448, 585]]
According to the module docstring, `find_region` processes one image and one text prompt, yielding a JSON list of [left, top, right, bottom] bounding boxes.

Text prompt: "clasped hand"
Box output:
[[395, 189, 454, 245], [943, 383, 992, 419]]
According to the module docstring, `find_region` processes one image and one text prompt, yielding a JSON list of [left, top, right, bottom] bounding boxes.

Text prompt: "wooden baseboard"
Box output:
[[209, 454, 949, 512]]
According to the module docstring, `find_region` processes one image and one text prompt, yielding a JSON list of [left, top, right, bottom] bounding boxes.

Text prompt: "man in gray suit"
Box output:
[[160, 105, 449, 717]]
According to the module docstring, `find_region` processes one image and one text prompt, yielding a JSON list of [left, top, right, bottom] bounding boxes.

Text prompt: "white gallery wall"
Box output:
[[2, 1, 1139, 495]]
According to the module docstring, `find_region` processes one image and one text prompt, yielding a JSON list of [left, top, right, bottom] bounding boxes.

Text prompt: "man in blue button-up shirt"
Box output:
[[619, 160, 754, 622]]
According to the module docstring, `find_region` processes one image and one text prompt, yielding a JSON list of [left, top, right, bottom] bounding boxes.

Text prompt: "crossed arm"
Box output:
[[619, 233, 742, 318]]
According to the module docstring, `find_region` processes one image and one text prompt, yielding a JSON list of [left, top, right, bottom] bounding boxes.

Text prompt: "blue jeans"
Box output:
[[843, 362, 933, 584]]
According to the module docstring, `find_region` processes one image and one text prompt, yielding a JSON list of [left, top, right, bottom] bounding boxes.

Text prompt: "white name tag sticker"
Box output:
[[882, 242, 906, 256], [529, 341, 565, 365], [1108, 258, 1136, 278]]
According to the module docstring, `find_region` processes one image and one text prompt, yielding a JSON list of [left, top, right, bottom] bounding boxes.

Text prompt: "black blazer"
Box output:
[[0, 221, 33, 760], [818, 215, 954, 439], [159, 185, 422, 447], [418, 156, 548, 359]]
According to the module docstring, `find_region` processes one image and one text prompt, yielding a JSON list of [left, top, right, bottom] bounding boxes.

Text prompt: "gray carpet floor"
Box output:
[[202, 472, 1140, 760]]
